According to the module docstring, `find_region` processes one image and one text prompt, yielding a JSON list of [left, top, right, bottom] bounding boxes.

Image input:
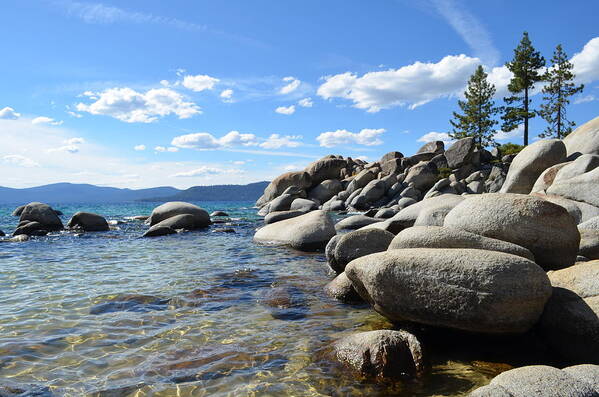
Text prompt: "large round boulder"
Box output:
[[470, 365, 599, 397], [404, 161, 438, 191], [444, 194, 580, 270], [539, 261, 599, 364], [18, 202, 63, 231], [335, 215, 383, 231], [328, 228, 394, 273], [147, 202, 211, 228], [289, 198, 318, 212], [546, 167, 599, 208], [256, 171, 312, 207], [334, 330, 424, 380], [264, 210, 306, 224], [389, 226, 534, 260], [305, 157, 348, 185], [67, 212, 109, 232], [308, 179, 343, 203], [579, 216, 599, 231], [445, 137, 476, 169], [500, 139, 567, 194], [346, 248, 552, 334], [564, 115, 599, 157], [254, 210, 336, 251]]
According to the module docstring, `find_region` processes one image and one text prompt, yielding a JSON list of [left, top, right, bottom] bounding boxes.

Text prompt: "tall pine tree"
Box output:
[[539, 44, 584, 139], [502, 32, 546, 146], [449, 65, 499, 148]]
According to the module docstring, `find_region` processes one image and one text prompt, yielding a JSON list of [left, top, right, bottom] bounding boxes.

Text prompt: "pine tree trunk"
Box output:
[[524, 88, 529, 146]]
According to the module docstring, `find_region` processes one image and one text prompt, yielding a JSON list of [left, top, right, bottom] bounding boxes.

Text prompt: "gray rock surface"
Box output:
[[540, 261, 599, 364], [289, 198, 318, 212], [305, 157, 347, 185], [500, 139, 567, 194], [67, 212, 110, 232], [264, 210, 306, 224], [563, 365, 599, 392], [308, 179, 343, 203], [579, 229, 599, 260], [404, 161, 438, 191], [254, 210, 336, 251], [547, 167, 599, 207], [334, 330, 424, 379], [19, 202, 63, 231], [256, 171, 311, 207], [445, 137, 475, 168], [564, 115, 599, 157], [324, 272, 363, 303], [147, 202, 211, 228], [346, 248, 551, 334], [579, 216, 599, 230], [335, 215, 383, 231], [329, 228, 394, 273], [530, 161, 571, 193], [389, 226, 534, 260], [444, 194, 580, 270]]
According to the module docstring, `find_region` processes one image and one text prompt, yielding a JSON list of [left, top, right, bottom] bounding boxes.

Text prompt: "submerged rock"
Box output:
[[210, 211, 229, 217], [254, 210, 336, 251], [143, 225, 177, 238], [346, 248, 551, 334], [90, 294, 171, 315], [260, 284, 308, 320], [334, 330, 424, 380]]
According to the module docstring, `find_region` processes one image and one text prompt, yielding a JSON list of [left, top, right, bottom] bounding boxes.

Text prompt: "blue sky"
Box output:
[[1, 0, 598, 189]]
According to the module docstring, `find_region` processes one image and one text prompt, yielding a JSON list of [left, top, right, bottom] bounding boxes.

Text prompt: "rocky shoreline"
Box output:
[[252, 116, 599, 395], [1, 116, 598, 395]]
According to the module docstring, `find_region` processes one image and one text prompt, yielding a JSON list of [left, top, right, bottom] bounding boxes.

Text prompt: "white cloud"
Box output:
[[134, 144, 146, 151], [66, 137, 85, 145], [317, 54, 480, 111], [298, 97, 313, 107], [67, 110, 83, 118], [431, 0, 500, 66], [47, 138, 85, 153], [417, 131, 454, 145], [486, 65, 512, 98], [316, 128, 386, 147], [275, 105, 295, 115], [155, 146, 179, 152], [32, 116, 63, 126], [232, 160, 246, 165], [160, 80, 170, 87], [3, 154, 39, 168], [495, 125, 523, 141], [220, 89, 234, 102], [280, 77, 301, 95], [574, 94, 596, 104], [171, 130, 302, 150], [259, 134, 302, 149], [76, 87, 201, 123], [172, 166, 244, 177], [182, 74, 220, 92], [282, 163, 305, 172], [572, 37, 599, 84], [355, 156, 369, 161], [0, 107, 21, 120]]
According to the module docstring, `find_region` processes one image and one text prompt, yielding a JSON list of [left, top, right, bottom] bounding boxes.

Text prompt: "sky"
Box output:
[[1, 0, 599, 189]]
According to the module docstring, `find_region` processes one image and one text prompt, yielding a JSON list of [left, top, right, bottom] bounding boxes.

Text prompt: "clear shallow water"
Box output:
[[0, 202, 551, 396]]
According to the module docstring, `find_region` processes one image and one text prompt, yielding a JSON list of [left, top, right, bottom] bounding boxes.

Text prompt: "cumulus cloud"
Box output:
[[76, 87, 201, 123], [0, 107, 21, 120], [275, 105, 295, 115], [182, 74, 220, 92], [155, 146, 179, 152], [298, 97, 313, 107], [259, 134, 302, 149], [495, 125, 523, 141], [47, 137, 85, 153], [134, 144, 146, 151], [317, 54, 480, 111], [572, 37, 599, 84], [316, 128, 386, 148], [280, 76, 301, 95], [574, 94, 596, 104], [3, 154, 39, 167], [32, 116, 63, 125], [220, 89, 234, 102], [417, 131, 454, 145], [171, 130, 302, 150], [172, 166, 244, 177]]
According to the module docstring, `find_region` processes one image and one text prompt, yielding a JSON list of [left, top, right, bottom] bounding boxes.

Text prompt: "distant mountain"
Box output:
[[142, 181, 270, 202], [0, 181, 270, 204]]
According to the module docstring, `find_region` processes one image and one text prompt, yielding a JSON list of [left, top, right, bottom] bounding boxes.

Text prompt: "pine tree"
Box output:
[[449, 65, 499, 148], [501, 32, 546, 146], [538, 44, 584, 139]]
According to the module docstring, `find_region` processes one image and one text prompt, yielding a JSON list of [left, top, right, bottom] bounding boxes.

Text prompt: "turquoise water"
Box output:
[[0, 202, 542, 396]]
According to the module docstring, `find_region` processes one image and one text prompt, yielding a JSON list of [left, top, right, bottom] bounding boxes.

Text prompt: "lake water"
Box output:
[[0, 202, 554, 396]]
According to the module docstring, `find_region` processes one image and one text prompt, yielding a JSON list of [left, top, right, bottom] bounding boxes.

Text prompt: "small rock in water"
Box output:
[[0, 230, 4, 237], [212, 228, 236, 233], [260, 284, 309, 320], [0, 382, 54, 396], [334, 330, 425, 380], [210, 211, 229, 217]]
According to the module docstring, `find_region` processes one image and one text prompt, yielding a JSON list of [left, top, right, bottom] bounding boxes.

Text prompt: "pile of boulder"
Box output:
[[253, 116, 599, 392]]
